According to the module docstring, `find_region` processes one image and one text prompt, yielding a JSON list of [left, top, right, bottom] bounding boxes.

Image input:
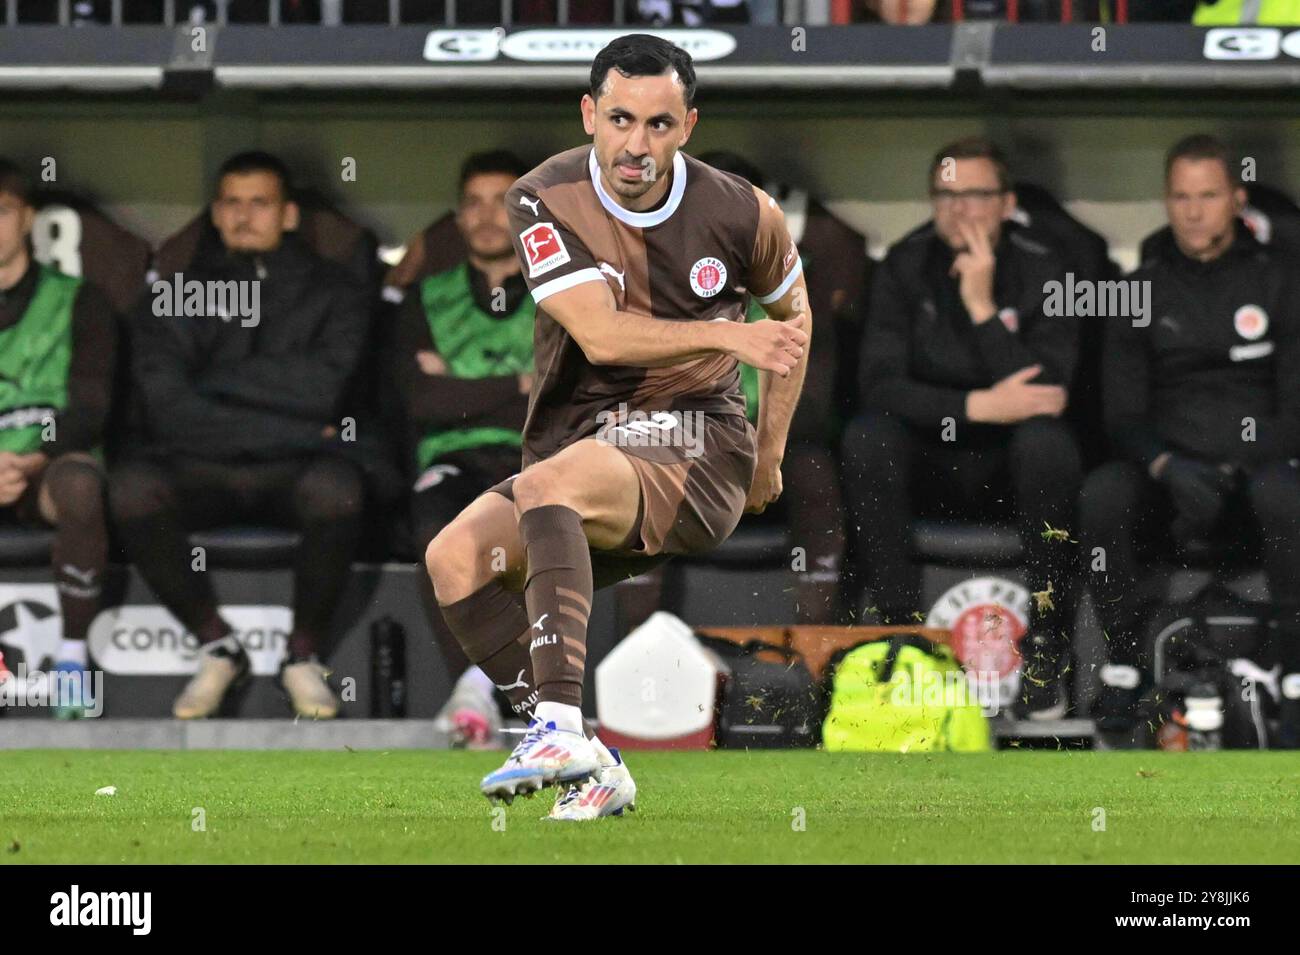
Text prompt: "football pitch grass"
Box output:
[[3, 749, 1298, 864]]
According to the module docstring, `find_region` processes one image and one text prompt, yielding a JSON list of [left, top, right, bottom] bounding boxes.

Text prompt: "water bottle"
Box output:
[[370, 617, 407, 718], [1184, 683, 1223, 751]]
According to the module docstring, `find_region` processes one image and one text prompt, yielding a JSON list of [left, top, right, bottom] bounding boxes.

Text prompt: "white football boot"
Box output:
[[479, 717, 599, 803], [547, 736, 637, 821]]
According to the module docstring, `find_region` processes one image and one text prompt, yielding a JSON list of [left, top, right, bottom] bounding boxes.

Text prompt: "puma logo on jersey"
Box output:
[[495, 669, 530, 692], [531, 613, 550, 631], [599, 262, 625, 292], [518, 195, 540, 216]]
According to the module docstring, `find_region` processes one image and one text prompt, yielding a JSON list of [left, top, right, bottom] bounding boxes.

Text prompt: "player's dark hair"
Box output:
[[929, 137, 1011, 194], [458, 150, 530, 195], [698, 151, 766, 187], [1165, 134, 1236, 185], [0, 158, 34, 207], [215, 150, 293, 200], [589, 34, 697, 111]]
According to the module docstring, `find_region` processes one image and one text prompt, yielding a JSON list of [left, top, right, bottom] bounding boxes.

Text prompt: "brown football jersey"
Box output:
[[506, 145, 801, 467]]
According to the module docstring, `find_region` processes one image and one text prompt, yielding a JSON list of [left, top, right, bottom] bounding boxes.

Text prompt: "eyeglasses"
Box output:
[[930, 188, 1005, 206]]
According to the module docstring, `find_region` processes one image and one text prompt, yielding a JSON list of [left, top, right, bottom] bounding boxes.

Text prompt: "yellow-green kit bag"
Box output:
[[822, 635, 991, 753]]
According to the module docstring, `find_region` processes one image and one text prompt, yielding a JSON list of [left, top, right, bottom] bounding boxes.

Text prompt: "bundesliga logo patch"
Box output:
[[689, 256, 727, 298], [520, 222, 570, 278]]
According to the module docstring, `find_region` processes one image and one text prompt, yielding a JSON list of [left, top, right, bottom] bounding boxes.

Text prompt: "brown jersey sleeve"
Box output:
[[506, 182, 605, 304], [747, 185, 803, 306]]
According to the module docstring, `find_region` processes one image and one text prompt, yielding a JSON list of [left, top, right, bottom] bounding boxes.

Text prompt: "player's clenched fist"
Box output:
[[745, 457, 783, 514], [725, 313, 808, 377]]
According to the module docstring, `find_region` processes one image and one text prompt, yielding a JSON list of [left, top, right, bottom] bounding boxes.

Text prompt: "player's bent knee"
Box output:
[[511, 464, 573, 514], [44, 455, 106, 516], [425, 520, 508, 603], [424, 525, 471, 586]]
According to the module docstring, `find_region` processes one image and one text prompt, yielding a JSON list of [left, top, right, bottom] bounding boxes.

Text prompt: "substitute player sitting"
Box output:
[[0, 159, 116, 719], [424, 34, 809, 819]]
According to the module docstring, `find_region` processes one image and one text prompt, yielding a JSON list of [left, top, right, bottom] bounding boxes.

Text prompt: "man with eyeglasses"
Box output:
[[841, 136, 1082, 719]]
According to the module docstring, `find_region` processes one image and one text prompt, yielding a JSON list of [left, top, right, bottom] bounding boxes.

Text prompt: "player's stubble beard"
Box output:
[[467, 225, 512, 261], [604, 153, 666, 203], [224, 223, 283, 254]]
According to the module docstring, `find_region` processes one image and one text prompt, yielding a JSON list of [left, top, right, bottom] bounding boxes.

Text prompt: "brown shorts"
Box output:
[[489, 411, 757, 591]]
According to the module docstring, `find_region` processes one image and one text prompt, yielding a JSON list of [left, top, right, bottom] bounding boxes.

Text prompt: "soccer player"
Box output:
[[0, 159, 116, 718], [424, 34, 809, 819]]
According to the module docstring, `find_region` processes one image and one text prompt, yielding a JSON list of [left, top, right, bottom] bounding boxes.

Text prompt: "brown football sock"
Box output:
[[438, 579, 537, 718], [518, 505, 592, 709], [46, 461, 108, 645]]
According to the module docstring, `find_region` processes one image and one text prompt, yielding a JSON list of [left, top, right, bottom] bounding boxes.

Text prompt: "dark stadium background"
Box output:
[[0, 7, 1293, 730]]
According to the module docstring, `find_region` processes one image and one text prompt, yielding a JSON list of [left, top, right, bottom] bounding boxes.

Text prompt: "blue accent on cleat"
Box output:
[[482, 765, 543, 786], [52, 660, 93, 719]]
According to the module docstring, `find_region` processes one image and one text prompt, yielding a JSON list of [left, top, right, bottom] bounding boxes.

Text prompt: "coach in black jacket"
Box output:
[[1079, 135, 1300, 743], [111, 152, 369, 721], [841, 137, 1081, 718]]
